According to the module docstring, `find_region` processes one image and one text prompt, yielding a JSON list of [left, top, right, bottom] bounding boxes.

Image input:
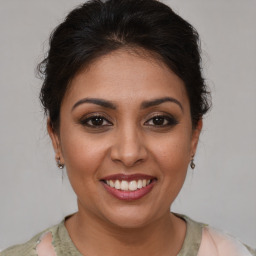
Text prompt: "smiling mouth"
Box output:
[[100, 174, 157, 200], [103, 179, 153, 191]]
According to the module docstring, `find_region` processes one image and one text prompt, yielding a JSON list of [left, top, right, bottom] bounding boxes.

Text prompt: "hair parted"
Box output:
[[38, 0, 211, 130]]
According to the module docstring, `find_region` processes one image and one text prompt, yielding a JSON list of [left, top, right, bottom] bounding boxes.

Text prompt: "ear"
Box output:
[[47, 118, 64, 164], [190, 118, 203, 157]]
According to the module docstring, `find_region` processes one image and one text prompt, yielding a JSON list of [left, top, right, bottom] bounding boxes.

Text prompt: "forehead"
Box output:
[[64, 49, 188, 107]]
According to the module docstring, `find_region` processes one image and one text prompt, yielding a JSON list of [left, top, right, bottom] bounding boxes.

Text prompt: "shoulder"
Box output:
[[177, 214, 255, 256], [0, 224, 60, 256], [198, 226, 256, 256]]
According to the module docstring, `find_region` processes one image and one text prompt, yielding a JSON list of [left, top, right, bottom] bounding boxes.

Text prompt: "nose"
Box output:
[[110, 125, 148, 167]]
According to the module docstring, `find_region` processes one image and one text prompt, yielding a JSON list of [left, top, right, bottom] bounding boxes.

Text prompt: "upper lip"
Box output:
[[100, 173, 156, 181]]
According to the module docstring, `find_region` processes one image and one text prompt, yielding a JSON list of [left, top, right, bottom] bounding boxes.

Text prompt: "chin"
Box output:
[[101, 206, 157, 229]]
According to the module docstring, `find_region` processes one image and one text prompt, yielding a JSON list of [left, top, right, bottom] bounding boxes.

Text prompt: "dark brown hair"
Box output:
[[38, 0, 210, 130]]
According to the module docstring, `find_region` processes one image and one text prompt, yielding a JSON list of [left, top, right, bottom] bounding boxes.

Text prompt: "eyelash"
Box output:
[[144, 115, 178, 127], [80, 115, 112, 128], [80, 114, 178, 129]]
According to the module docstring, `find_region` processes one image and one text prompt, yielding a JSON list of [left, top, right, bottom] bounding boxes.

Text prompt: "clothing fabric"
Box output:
[[1, 215, 255, 256]]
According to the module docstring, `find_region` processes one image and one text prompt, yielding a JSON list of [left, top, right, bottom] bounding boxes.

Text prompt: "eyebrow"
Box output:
[[72, 96, 183, 112], [72, 98, 116, 111], [141, 97, 183, 112]]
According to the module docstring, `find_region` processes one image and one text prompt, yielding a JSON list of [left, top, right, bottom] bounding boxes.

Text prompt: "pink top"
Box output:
[[198, 226, 255, 256]]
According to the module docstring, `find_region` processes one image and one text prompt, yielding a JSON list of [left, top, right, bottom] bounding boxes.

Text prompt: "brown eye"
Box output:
[[145, 115, 178, 127], [89, 116, 104, 126], [81, 115, 112, 128], [152, 116, 165, 125]]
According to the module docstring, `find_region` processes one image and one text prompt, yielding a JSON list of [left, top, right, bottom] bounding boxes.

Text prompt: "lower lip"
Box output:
[[102, 181, 156, 201]]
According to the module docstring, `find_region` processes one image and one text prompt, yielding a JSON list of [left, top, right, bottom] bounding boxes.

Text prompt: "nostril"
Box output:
[[110, 142, 148, 167], [113, 157, 145, 168]]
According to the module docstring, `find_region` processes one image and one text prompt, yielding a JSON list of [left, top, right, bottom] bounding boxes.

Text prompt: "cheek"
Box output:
[[150, 129, 192, 192], [152, 129, 192, 169], [60, 133, 111, 210], [60, 130, 108, 184]]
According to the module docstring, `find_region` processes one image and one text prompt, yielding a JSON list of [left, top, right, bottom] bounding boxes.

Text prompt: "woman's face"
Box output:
[[49, 49, 201, 228]]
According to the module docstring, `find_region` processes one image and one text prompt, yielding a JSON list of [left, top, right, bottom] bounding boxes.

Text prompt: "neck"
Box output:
[[65, 207, 186, 256]]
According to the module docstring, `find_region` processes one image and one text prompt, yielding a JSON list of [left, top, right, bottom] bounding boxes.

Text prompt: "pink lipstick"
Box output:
[[100, 174, 157, 201]]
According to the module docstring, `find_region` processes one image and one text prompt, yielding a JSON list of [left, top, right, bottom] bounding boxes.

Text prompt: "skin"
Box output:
[[48, 49, 202, 256]]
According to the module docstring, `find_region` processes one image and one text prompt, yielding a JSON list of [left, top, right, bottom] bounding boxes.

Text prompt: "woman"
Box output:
[[1, 0, 255, 255]]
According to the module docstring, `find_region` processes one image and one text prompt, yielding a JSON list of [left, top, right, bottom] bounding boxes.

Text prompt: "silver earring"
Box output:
[[190, 157, 195, 169], [56, 158, 64, 169]]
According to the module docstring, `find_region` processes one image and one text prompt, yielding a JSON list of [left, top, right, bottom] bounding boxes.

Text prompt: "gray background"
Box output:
[[0, 0, 255, 250]]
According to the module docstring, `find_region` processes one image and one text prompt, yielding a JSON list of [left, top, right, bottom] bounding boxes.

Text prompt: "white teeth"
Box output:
[[129, 180, 137, 191], [114, 180, 121, 189], [120, 180, 129, 191], [109, 180, 115, 188], [106, 179, 152, 191], [137, 180, 143, 189]]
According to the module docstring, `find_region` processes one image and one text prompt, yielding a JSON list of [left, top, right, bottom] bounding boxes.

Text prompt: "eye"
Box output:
[[144, 115, 178, 127], [80, 115, 112, 128]]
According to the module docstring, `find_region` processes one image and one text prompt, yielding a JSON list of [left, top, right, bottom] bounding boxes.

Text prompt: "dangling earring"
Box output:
[[190, 157, 195, 169], [56, 157, 65, 169]]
